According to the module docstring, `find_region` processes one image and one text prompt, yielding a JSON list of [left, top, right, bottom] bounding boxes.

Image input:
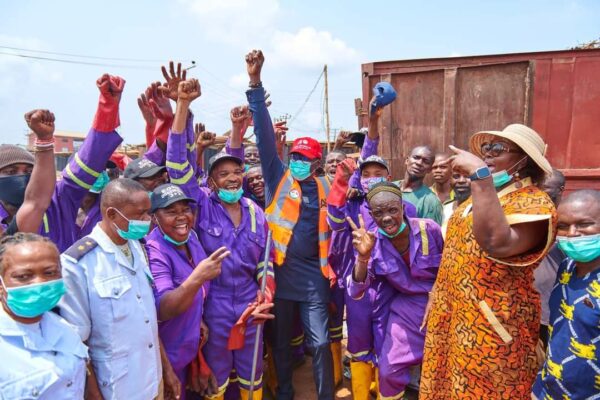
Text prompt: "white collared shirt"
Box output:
[[59, 225, 161, 400], [0, 307, 88, 399]]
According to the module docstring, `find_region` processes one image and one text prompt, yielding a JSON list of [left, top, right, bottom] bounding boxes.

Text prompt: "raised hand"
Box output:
[[161, 61, 187, 101], [96, 73, 125, 105], [447, 145, 487, 176], [148, 82, 173, 119], [194, 122, 206, 142], [24, 109, 55, 140], [347, 214, 376, 258], [196, 129, 216, 150], [334, 130, 352, 149], [177, 79, 201, 103], [193, 246, 230, 284], [336, 158, 357, 184], [230, 105, 252, 138], [368, 95, 384, 119], [137, 87, 156, 126], [245, 50, 264, 84], [274, 120, 288, 142]]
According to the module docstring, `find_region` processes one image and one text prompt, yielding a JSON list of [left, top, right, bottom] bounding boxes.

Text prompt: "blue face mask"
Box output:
[[156, 219, 189, 246], [289, 160, 312, 181], [1, 278, 66, 318], [360, 177, 386, 193], [90, 171, 110, 194], [217, 188, 244, 204], [378, 221, 407, 239], [111, 208, 151, 240], [491, 156, 528, 188], [557, 234, 600, 263], [492, 170, 511, 188]]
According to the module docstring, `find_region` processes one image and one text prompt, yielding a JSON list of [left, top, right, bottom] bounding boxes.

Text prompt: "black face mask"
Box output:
[[0, 174, 31, 209]]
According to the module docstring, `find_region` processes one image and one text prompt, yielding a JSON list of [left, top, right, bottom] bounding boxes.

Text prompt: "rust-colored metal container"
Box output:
[[360, 49, 600, 192]]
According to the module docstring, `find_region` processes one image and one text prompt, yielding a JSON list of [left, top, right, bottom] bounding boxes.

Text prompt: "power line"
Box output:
[[287, 69, 324, 128], [0, 51, 157, 70], [0, 45, 166, 63]]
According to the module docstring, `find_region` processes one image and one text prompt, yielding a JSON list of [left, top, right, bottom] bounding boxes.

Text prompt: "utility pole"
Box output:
[[324, 64, 331, 152]]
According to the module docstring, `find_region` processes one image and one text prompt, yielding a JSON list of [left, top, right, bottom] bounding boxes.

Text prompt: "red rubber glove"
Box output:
[[264, 275, 275, 304], [327, 158, 357, 207], [149, 90, 174, 144], [145, 121, 155, 149], [93, 74, 125, 132], [227, 302, 257, 350]]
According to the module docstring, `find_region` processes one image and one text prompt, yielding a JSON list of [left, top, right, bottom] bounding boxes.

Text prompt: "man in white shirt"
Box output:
[[60, 179, 179, 400]]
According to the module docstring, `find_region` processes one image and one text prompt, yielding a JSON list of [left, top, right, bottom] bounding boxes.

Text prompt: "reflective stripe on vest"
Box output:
[[265, 170, 335, 282]]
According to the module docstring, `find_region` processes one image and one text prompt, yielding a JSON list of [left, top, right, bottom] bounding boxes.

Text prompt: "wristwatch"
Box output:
[[469, 166, 491, 181]]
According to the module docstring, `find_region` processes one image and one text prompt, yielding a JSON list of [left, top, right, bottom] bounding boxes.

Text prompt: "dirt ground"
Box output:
[[264, 342, 419, 400], [289, 356, 418, 400]]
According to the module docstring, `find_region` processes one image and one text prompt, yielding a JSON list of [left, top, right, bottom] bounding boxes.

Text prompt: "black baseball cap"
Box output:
[[151, 183, 195, 212], [359, 155, 389, 172], [124, 158, 166, 180], [208, 152, 243, 174]]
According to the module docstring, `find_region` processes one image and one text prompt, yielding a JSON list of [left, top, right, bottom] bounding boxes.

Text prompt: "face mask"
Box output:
[[360, 177, 386, 193], [557, 234, 600, 263], [492, 170, 511, 188], [156, 219, 189, 246], [111, 208, 151, 240], [491, 156, 528, 188], [0, 174, 31, 208], [1, 278, 65, 318], [90, 171, 110, 194], [289, 160, 312, 181], [217, 188, 244, 204], [378, 221, 407, 239]]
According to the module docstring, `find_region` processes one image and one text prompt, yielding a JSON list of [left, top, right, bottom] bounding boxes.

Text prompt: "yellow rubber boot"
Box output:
[[370, 367, 379, 398], [350, 361, 373, 400], [331, 341, 343, 387], [240, 387, 263, 400]]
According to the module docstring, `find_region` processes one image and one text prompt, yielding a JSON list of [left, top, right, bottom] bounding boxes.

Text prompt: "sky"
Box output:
[[0, 0, 598, 146]]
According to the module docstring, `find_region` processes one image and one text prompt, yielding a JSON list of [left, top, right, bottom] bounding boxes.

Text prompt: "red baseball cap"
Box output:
[[290, 137, 322, 160]]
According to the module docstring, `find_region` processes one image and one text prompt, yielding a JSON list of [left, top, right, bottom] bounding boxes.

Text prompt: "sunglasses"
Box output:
[[480, 142, 522, 157]]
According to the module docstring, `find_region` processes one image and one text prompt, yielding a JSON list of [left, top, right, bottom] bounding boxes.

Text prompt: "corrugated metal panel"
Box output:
[[362, 49, 600, 192]]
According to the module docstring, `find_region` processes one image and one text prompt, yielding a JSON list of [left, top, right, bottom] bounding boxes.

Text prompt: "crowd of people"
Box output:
[[0, 48, 598, 400]]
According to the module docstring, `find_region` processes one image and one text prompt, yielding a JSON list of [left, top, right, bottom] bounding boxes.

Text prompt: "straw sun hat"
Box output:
[[469, 124, 552, 175]]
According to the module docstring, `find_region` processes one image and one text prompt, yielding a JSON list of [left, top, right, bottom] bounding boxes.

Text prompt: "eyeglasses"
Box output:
[[480, 142, 521, 157]]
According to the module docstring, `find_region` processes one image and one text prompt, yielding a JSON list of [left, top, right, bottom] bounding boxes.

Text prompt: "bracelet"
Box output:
[[357, 256, 370, 264], [34, 138, 55, 145], [249, 80, 262, 88], [34, 144, 55, 150], [34, 146, 54, 153]]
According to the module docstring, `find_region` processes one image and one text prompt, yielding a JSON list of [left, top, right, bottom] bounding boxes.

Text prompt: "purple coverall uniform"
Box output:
[[77, 126, 197, 240], [166, 119, 273, 396], [348, 218, 442, 398], [327, 137, 417, 364], [145, 228, 208, 399], [0, 128, 122, 251]]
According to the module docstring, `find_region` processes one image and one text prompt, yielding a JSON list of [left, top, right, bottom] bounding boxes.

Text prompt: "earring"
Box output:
[[514, 172, 522, 188]]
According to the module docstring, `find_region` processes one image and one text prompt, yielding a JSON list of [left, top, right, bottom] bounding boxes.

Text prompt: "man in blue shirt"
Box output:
[[245, 49, 335, 400], [533, 189, 600, 399]]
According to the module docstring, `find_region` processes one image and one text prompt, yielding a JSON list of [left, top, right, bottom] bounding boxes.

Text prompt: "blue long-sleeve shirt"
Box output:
[[247, 86, 329, 303]]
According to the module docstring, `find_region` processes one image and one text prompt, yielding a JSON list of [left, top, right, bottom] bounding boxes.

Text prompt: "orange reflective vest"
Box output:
[[265, 170, 336, 284]]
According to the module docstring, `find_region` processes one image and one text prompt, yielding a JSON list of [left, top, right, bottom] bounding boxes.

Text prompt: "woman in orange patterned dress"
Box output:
[[419, 124, 557, 400]]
